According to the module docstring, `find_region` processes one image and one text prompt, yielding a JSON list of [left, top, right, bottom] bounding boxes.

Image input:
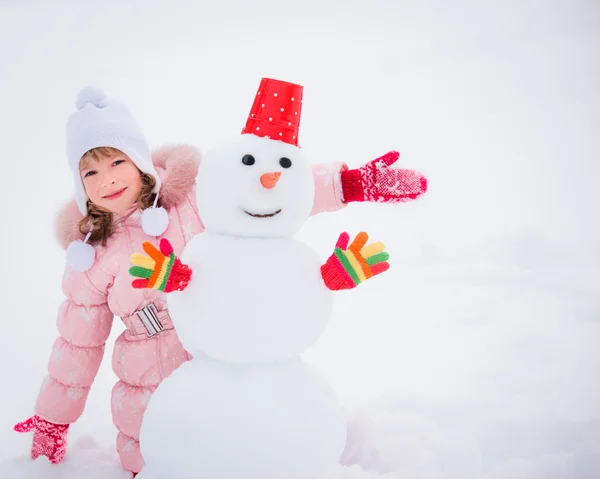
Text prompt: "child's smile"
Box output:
[[80, 152, 143, 214], [103, 187, 128, 201]]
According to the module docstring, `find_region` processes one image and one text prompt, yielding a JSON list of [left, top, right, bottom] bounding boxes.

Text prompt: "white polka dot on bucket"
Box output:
[[274, 93, 278, 97], [269, 117, 273, 121], [280, 108, 284, 112], [256, 127, 260, 131], [291, 97, 295, 101], [279, 132, 282, 136]]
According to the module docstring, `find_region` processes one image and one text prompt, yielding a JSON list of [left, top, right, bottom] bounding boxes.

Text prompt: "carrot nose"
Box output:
[[260, 172, 281, 189]]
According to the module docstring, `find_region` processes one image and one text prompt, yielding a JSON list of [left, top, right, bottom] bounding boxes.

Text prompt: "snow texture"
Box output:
[[170, 233, 334, 362], [139, 358, 347, 479], [1, 0, 599, 478]]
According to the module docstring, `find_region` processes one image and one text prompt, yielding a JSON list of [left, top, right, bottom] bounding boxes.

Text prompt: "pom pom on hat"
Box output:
[[64, 201, 170, 273], [75, 86, 108, 110], [66, 237, 96, 272]]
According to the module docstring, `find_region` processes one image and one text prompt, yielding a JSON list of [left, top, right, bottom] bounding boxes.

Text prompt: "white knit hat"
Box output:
[[67, 86, 162, 215], [65, 87, 169, 271]]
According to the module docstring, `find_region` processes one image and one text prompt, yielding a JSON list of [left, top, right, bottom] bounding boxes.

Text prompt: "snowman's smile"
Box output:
[[244, 209, 282, 218]]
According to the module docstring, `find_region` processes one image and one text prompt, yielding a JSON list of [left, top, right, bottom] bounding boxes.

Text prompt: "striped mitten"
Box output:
[[129, 238, 192, 292], [321, 232, 390, 291]]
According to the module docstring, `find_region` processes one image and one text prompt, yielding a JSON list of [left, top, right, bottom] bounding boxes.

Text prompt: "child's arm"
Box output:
[[151, 144, 201, 209], [152, 145, 205, 242], [15, 264, 113, 463], [311, 162, 348, 215], [311, 151, 427, 215]]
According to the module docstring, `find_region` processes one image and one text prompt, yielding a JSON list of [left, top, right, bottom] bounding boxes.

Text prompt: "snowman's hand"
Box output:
[[321, 232, 390, 291], [129, 238, 192, 292]]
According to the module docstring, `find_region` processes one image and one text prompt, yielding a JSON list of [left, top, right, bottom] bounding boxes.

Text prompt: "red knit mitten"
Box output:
[[321, 232, 390, 291], [340, 151, 427, 203], [14, 415, 70, 464]]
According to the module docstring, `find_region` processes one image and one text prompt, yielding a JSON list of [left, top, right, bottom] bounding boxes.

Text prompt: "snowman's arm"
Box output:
[[320, 232, 390, 291], [129, 238, 193, 292], [311, 152, 428, 214]]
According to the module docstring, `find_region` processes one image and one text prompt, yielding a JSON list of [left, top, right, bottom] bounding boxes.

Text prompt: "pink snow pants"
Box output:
[[111, 306, 191, 473]]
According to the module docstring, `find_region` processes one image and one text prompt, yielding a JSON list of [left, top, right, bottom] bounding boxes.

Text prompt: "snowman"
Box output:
[[129, 78, 391, 479]]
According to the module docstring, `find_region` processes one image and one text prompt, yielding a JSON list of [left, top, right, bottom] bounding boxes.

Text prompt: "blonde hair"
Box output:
[[77, 147, 159, 246]]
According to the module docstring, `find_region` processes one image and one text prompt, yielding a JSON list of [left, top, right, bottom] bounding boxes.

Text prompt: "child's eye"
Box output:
[[113, 159, 126, 166], [84, 170, 97, 178]]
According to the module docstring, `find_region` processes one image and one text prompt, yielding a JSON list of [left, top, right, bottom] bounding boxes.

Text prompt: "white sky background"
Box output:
[[0, 1, 599, 477], [1, 0, 599, 258]]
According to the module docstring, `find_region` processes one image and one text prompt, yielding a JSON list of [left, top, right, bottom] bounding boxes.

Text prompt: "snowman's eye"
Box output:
[[242, 154, 255, 166], [279, 157, 292, 168]]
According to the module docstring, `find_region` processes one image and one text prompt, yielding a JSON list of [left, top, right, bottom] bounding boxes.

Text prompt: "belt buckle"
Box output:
[[136, 303, 164, 337]]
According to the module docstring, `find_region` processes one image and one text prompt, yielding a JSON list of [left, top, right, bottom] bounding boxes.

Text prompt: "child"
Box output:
[[14, 86, 427, 476]]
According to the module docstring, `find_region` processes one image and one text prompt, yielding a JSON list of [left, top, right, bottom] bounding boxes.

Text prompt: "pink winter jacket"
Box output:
[[34, 144, 347, 472]]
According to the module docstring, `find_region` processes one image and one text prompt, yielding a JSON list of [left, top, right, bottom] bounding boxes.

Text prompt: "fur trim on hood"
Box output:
[[55, 144, 201, 250]]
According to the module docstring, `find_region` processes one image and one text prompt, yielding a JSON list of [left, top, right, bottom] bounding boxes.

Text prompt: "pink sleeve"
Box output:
[[155, 161, 205, 243], [311, 162, 349, 216], [34, 265, 114, 425], [173, 183, 205, 245], [182, 183, 205, 243]]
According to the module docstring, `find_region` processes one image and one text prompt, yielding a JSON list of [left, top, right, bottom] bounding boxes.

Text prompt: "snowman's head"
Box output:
[[196, 134, 315, 237]]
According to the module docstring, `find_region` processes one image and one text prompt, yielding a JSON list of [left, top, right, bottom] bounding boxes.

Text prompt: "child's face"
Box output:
[[80, 150, 143, 214]]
